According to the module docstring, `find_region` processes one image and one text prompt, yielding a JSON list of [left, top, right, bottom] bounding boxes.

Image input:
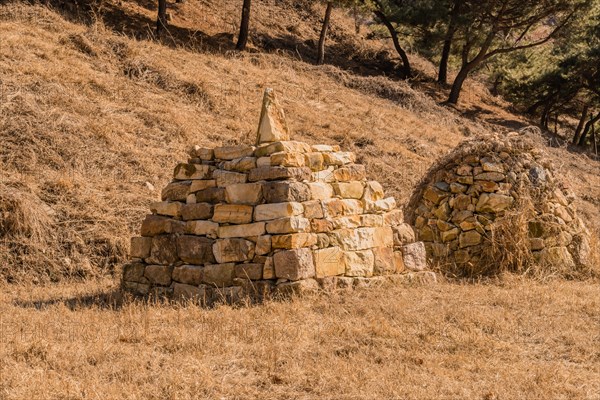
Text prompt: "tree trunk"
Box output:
[[572, 104, 589, 145], [353, 4, 361, 34], [578, 111, 600, 147], [446, 64, 472, 104], [438, 0, 461, 84], [373, 9, 411, 78], [236, 0, 252, 51], [592, 119, 598, 155], [156, 0, 167, 37], [317, 2, 333, 65]]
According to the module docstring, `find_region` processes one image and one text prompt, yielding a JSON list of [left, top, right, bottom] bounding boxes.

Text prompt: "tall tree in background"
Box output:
[[236, 0, 252, 51], [317, 2, 334, 65], [493, 0, 598, 148], [156, 0, 168, 37], [445, 0, 580, 105], [438, 0, 461, 84], [371, 0, 411, 78]]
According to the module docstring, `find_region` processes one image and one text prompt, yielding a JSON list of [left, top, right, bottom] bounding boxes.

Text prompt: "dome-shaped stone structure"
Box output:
[[406, 133, 592, 276], [122, 89, 432, 304]]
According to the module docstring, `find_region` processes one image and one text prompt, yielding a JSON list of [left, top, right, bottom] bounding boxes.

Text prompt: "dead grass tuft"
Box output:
[[0, 184, 54, 244]]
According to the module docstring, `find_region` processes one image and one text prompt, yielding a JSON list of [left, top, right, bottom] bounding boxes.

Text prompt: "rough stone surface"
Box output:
[[124, 89, 436, 301], [213, 239, 255, 263], [273, 248, 315, 280], [406, 134, 590, 274]]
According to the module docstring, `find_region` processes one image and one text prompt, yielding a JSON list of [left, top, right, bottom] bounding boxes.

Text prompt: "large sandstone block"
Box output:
[[181, 203, 214, 221], [172, 265, 204, 285], [122, 262, 146, 283], [321, 198, 344, 218], [362, 181, 384, 202], [130, 237, 152, 259], [475, 193, 514, 213], [304, 152, 325, 171], [189, 179, 216, 193], [323, 151, 355, 166], [332, 181, 364, 199], [364, 197, 397, 213], [341, 199, 364, 215], [144, 265, 174, 286], [214, 145, 255, 160], [263, 181, 310, 203], [255, 235, 272, 255], [343, 250, 374, 277], [459, 230, 482, 248], [273, 248, 315, 280], [270, 152, 306, 167], [329, 228, 376, 251], [174, 163, 214, 180], [392, 223, 415, 246], [331, 215, 361, 230], [266, 217, 310, 234], [383, 209, 404, 226], [190, 146, 214, 161], [147, 235, 179, 265], [225, 182, 263, 205], [172, 283, 207, 302], [234, 263, 263, 280], [141, 215, 186, 236], [402, 242, 427, 271], [213, 170, 248, 187], [360, 214, 384, 227], [212, 204, 254, 224], [248, 166, 311, 182], [177, 236, 216, 264], [150, 201, 183, 218], [313, 167, 335, 182], [256, 88, 290, 144], [255, 141, 312, 157], [162, 181, 191, 201], [202, 263, 236, 286], [218, 222, 266, 238], [254, 202, 303, 221], [271, 233, 317, 249], [303, 200, 324, 219], [372, 247, 396, 275], [373, 226, 394, 247], [263, 256, 275, 279], [213, 239, 255, 263], [311, 144, 340, 152], [307, 182, 334, 200], [313, 246, 345, 278], [195, 187, 226, 203], [311, 218, 334, 233], [223, 157, 257, 172], [333, 164, 366, 182]]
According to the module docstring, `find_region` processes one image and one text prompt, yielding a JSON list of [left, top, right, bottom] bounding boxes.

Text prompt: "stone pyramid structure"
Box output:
[[122, 89, 430, 303]]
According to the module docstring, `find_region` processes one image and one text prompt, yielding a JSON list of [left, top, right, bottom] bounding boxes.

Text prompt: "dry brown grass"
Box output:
[[1, 278, 599, 399], [1, 3, 599, 398]]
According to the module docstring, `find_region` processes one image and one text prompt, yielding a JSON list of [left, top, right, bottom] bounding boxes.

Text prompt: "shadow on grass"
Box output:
[[13, 288, 126, 311]]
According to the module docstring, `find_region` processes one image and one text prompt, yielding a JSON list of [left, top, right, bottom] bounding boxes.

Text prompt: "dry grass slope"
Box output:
[[1, 3, 600, 399], [1, 3, 598, 283]]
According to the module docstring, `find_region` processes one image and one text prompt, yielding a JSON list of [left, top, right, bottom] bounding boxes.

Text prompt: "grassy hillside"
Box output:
[[1, 3, 599, 399], [1, 2, 599, 283]]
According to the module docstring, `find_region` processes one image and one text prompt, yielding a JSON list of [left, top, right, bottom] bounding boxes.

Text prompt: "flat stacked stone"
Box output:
[[406, 132, 592, 274], [122, 89, 431, 303]]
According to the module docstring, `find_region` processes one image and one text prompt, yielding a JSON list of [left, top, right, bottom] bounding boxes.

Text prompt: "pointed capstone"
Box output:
[[256, 88, 290, 145]]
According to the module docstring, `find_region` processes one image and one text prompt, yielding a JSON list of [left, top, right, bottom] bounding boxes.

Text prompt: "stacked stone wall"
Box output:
[[407, 133, 592, 274], [122, 89, 431, 303]]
